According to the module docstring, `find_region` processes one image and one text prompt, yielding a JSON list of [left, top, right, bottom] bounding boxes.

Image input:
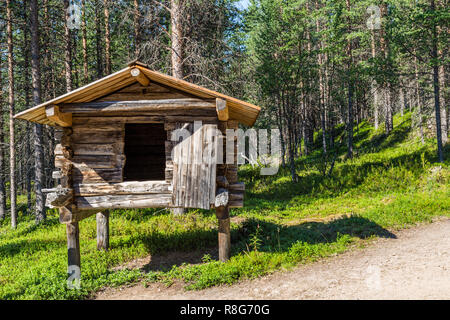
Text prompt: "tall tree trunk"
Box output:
[[316, 0, 327, 155], [104, 0, 111, 75], [437, 24, 447, 144], [7, 0, 17, 228], [431, 0, 444, 162], [63, 0, 73, 92], [23, 0, 32, 213], [371, 30, 379, 129], [171, 0, 184, 79], [0, 48, 6, 220], [399, 82, 405, 117], [414, 56, 425, 144], [134, 0, 140, 58], [95, 0, 103, 79], [30, 0, 46, 222], [379, 3, 393, 134], [346, 0, 353, 159], [81, 0, 89, 83]]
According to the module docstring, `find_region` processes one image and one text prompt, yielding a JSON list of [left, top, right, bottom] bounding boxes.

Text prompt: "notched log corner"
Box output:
[[43, 186, 73, 208], [215, 188, 229, 208]]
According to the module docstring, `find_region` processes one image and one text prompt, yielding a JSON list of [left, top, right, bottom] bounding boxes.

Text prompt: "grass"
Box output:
[[0, 111, 449, 299]]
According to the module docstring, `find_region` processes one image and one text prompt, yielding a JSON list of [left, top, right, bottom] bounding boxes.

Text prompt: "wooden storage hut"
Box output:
[[14, 61, 260, 274]]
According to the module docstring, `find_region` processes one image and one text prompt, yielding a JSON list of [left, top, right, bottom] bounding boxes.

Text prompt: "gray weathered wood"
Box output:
[[76, 194, 172, 210], [45, 187, 73, 208], [60, 99, 215, 113], [66, 221, 80, 272], [96, 211, 110, 251], [172, 123, 218, 209], [74, 181, 171, 196]]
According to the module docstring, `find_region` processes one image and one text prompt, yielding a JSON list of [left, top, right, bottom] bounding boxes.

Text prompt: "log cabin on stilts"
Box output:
[[14, 61, 260, 279]]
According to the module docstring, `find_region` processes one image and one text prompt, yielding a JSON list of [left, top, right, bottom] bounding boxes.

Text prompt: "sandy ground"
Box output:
[[96, 218, 450, 300]]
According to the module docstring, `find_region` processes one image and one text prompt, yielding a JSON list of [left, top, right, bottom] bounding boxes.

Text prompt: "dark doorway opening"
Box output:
[[124, 124, 166, 181]]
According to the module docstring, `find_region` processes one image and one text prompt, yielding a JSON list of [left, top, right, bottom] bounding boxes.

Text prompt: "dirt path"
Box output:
[[96, 218, 450, 300]]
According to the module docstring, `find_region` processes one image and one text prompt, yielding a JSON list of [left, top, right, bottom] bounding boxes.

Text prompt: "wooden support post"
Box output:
[[171, 207, 185, 216], [216, 206, 231, 262], [96, 211, 110, 251], [66, 222, 81, 271]]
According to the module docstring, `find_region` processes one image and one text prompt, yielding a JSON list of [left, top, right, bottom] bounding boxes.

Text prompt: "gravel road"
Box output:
[[96, 218, 450, 300]]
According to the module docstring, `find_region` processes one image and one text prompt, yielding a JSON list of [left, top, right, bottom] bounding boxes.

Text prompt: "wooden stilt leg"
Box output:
[[66, 221, 80, 270], [96, 210, 110, 251], [216, 206, 230, 262], [171, 208, 185, 216]]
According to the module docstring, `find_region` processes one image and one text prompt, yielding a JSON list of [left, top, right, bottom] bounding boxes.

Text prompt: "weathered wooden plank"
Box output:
[[76, 194, 172, 210], [71, 131, 122, 144], [229, 192, 244, 201], [72, 155, 116, 169], [72, 168, 122, 184], [172, 123, 218, 209], [74, 181, 171, 196], [60, 99, 216, 113], [73, 115, 218, 123], [45, 188, 73, 208], [72, 144, 117, 156], [71, 123, 123, 132]]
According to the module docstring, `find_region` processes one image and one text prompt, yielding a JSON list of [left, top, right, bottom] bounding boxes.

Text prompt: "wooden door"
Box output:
[[171, 122, 218, 209]]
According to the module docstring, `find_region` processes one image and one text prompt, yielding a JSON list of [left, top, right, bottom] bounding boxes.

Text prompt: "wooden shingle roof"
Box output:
[[14, 61, 261, 127]]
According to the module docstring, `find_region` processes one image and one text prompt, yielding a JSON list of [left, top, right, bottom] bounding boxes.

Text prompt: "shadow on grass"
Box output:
[[133, 215, 395, 272], [244, 145, 434, 212]]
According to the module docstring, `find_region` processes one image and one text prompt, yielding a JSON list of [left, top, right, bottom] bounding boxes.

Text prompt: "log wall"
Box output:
[[51, 83, 244, 213]]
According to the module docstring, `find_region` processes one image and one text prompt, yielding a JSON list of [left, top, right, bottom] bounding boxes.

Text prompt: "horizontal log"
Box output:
[[72, 115, 218, 123], [98, 92, 189, 101], [71, 131, 123, 144], [54, 144, 74, 159], [72, 155, 116, 169], [229, 182, 245, 192], [60, 99, 216, 113], [229, 192, 244, 201], [72, 143, 119, 156], [74, 181, 171, 196], [45, 187, 73, 208], [72, 123, 124, 132], [72, 168, 122, 184], [76, 194, 172, 210], [228, 200, 243, 208]]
